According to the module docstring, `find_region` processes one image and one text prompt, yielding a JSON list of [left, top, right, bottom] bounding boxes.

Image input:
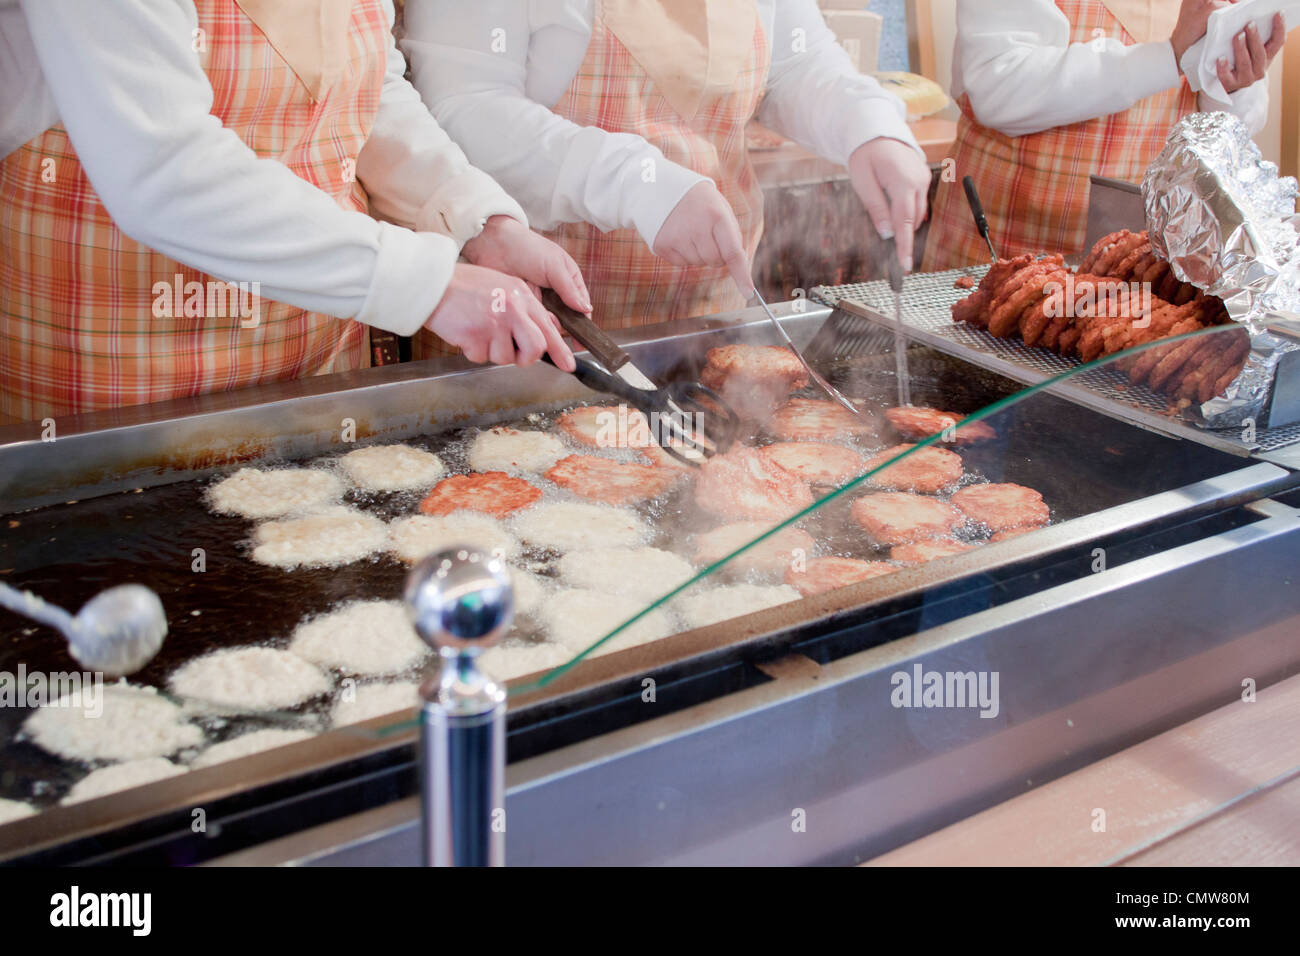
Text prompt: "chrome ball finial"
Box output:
[[404, 547, 514, 655]]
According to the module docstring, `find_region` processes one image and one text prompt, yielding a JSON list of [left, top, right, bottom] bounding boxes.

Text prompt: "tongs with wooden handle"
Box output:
[[539, 290, 741, 466]]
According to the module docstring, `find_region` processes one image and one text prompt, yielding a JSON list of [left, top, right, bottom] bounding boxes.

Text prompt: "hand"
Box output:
[[848, 137, 932, 273], [652, 181, 753, 296], [425, 263, 576, 371], [461, 215, 592, 316], [1218, 14, 1286, 93], [1171, 0, 1229, 67]]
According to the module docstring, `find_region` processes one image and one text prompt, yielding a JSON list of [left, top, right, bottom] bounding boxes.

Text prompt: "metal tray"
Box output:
[[812, 271, 1300, 461]]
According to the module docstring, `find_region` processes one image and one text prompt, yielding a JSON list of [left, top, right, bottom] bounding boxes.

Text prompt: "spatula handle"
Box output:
[[540, 289, 630, 373]]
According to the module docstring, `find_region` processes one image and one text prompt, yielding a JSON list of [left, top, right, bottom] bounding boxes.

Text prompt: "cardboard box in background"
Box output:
[[824, 10, 883, 74]]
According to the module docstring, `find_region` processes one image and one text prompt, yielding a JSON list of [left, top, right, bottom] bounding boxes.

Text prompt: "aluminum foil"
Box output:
[[1143, 112, 1300, 429]]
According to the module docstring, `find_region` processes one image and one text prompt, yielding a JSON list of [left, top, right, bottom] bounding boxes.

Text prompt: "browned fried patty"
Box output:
[[695, 447, 815, 521], [862, 444, 964, 494], [850, 491, 964, 546], [419, 473, 542, 519], [885, 407, 996, 444], [954, 275, 976, 289], [699, 344, 810, 420], [890, 539, 979, 565], [951, 289, 992, 327], [951, 483, 1049, 532], [693, 522, 815, 575], [761, 442, 864, 487], [766, 398, 877, 443], [785, 558, 898, 597], [557, 405, 651, 449], [545, 454, 680, 506], [1197, 331, 1251, 403]]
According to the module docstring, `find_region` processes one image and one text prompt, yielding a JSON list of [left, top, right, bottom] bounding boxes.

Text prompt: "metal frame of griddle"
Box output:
[[1, 301, 1298, 864]]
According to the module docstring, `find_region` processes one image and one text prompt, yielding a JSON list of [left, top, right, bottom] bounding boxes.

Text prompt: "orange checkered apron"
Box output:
[[921, 0, 1197, 273], [415, 1, 769, 359], [0, 0, 389, 422]]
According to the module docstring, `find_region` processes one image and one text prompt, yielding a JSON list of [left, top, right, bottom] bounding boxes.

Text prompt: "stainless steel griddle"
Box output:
[[1, 300, 1298, 866]]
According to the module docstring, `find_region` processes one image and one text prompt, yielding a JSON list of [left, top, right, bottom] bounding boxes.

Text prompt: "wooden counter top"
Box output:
[[864, 671, 1300, 867]]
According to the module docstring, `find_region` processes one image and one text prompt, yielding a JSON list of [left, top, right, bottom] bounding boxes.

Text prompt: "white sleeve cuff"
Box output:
[[840, 106, 926, 167], [1125, 40, 1182, 102], [356, 222, 461, 336], [629, 163, 711, 251], [414, 165, 528, 246]]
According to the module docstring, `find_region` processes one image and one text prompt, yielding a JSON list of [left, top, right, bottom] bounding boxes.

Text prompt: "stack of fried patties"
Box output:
[[951, 230, 1250, 409]]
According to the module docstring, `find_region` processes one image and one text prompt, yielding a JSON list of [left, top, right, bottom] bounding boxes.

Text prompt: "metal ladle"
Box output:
[[0, 581, 167, 676]]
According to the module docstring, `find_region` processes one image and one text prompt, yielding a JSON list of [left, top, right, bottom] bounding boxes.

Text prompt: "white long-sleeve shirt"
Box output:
[[0, 0, 526, 337], [954, 0, 1269, 138], [401, 0, 922, 250]]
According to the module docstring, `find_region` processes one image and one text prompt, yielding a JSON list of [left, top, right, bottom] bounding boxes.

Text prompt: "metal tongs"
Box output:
[[879, 234, 912, 407], [540, 290, 740, 466]]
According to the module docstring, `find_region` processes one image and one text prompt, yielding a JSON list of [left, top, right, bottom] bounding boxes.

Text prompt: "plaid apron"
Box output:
[[415, 0, 768, 359], [0, 0, 388, 422], [921, 0, 1198, 273]]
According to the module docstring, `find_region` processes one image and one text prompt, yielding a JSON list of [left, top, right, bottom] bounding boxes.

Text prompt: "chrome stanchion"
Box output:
[[404, 547, 511, 867]]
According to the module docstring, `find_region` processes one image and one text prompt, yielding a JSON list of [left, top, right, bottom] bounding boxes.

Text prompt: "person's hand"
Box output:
[[461, 215, 592, 316], [848, 137, 932, 273], [652, 181, 753, 296], [425, 263, 576, 371], [1171, 0, 1229, 67], [1218, 14, 1286, 93]]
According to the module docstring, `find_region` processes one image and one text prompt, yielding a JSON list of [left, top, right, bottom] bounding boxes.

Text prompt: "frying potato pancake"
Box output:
[[699, 344, 810, 419], [190, 729, 315, 770], [673, 584, 801, 630], [545, 454, 680, 505], [539, 589, 675, 657], [862, 444, 964, 494], [24, 684, 202, 763], [511, 502, 651, 552], [330, 681, 419, 728], [761, 442, 865, 486], [468, 427, 567, 474], [692, 522, 815, 576], [419, 472, 542, 518], [695, 447, 814, 521], [251, 506, 389, 568], [766, 398, 877, 442], [557, 547, 695, 601], [288, 600, 427, 676], [170, 647, 331, 714], [557, 405, 651, 449], [479, 642, 572, 681], [556, 406, 698, 468], [890, 540, 979, 565], [61, 759, 187, 805], [388, 512, 520, 563], [208, 467, 343, 519], [785, 557, 898, 597], [884, 407, 995, 445], [850, 491, 964, 546], [951, 483, 1050, 533], [990, 527, 1037, 542], [337, 444, 445, 492]]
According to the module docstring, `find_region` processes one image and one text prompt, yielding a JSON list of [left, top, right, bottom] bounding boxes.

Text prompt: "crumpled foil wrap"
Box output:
[[1143, 112, 1300, 429]]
